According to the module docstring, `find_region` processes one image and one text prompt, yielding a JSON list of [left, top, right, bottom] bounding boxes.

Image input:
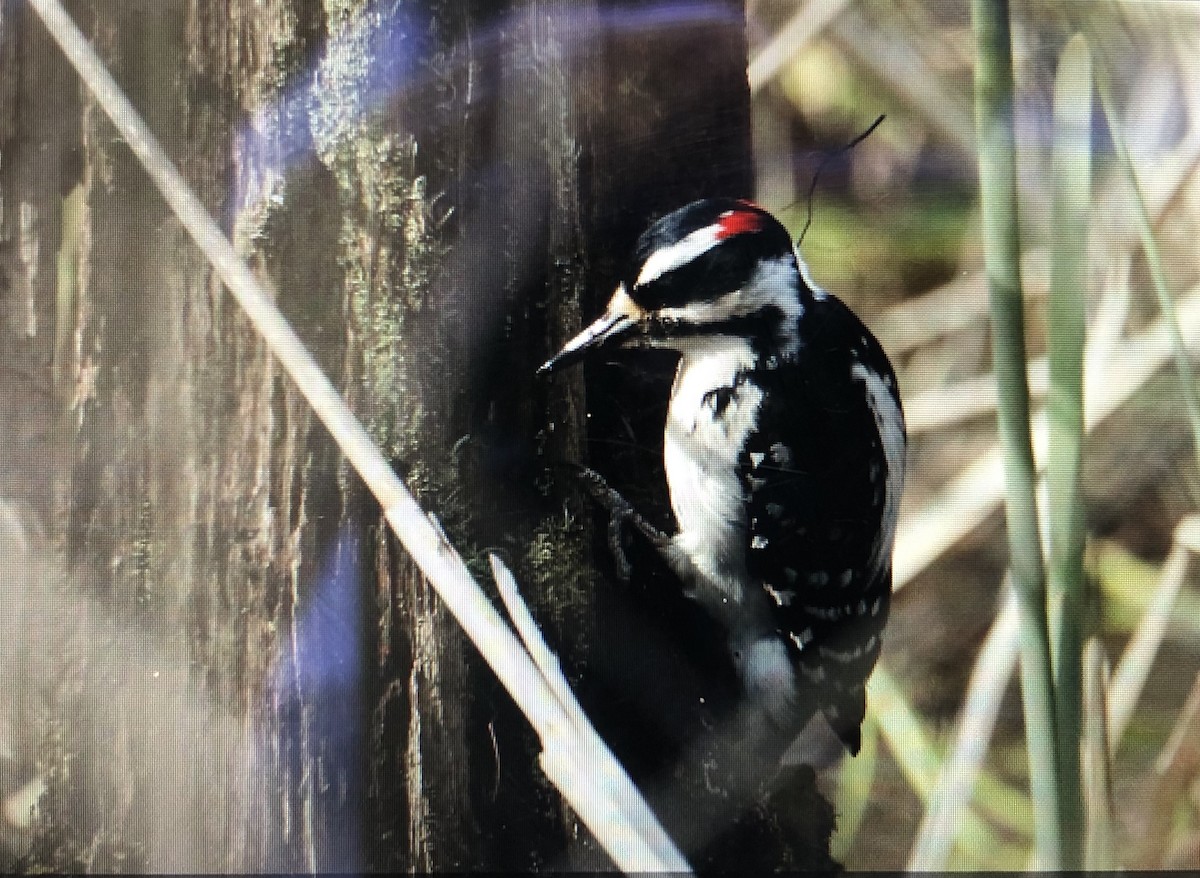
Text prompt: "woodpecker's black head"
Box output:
[[538, 198, 807, 374]]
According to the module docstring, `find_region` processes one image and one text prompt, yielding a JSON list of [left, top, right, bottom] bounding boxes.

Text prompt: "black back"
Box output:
[[738, 293, 899, 747]]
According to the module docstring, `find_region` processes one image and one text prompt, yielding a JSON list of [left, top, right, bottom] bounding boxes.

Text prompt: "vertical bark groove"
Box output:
[[0, 1, 832, 871]]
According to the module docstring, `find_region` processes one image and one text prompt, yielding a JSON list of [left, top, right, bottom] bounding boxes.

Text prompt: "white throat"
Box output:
[[662, 335, 762, 603]]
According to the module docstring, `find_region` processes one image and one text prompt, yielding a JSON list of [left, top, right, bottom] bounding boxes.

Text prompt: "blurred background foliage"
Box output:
[[744, 0, 1200, 870]]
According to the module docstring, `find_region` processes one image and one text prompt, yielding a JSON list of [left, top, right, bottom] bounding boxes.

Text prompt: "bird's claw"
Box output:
[[558, 463, 673, 581], [572, 465, 637, 581], [607, 509, 635, 582]]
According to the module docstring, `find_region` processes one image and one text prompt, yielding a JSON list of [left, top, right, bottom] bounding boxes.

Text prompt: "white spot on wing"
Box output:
[[789, 627, 813, 650], [764, 583, 795, 606], [769, 442, 793, 466], [800, 663, 827, 683], [803, 603, 841, 620]]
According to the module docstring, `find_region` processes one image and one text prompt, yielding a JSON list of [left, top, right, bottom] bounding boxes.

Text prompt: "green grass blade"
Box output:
[[1046, 34, 1092, 869], [972, 0, 1061, 865], [1082, 639, 1117, 870]]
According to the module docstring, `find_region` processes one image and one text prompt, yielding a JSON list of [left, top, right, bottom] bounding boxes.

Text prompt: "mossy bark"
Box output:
[[0, 0, 834, 871]]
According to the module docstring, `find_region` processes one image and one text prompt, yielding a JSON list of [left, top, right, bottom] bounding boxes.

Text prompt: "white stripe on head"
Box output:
[[655, 255, 805, 357], [636, 225, 723, 288]]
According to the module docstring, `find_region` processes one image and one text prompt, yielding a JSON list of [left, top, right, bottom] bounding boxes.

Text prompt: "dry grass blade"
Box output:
[[871, 665, 1029, 856], [906, 586, 1021, 870], [1130, 672, 1200, 869], [1108, 516, 1200, 748], [1097, 62, 1200, 467], [873, 252, 1049, 357], [489, 554, 583, 727], [902, 260, 1130, 437], [748, 0, 851, 93], [832, 2, 975, 150], [904, 357, 1047, 436], [894, 281, 1200, 593], [871, 113, 1200, 361]]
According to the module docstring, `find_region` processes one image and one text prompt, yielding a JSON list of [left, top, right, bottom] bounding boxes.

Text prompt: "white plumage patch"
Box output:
[[654, 256, 805, 358], [796, 254, 826, 302], [764, 583, 795, 607], [663, 335, 761, 605], [788, 626, 813, 649], [738, 636, 797, 724], [636, 225, 723, 287], [852, 360, 905, 573]]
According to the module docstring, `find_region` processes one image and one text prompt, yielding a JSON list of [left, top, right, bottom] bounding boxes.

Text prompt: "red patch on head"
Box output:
[[715, 207, 763, 240]]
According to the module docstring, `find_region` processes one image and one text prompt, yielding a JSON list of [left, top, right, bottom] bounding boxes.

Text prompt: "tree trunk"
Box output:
[[0, 0, 834, 871]]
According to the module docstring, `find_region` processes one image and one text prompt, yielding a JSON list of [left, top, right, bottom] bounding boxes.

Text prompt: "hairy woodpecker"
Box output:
[[539, 198, 905, 754]]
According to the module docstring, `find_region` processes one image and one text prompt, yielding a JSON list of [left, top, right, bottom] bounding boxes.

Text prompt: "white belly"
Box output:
[[662, 340, 800, 715], [662, 340, 763, 597]]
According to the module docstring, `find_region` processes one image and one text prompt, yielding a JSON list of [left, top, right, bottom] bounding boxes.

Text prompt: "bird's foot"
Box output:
[[569, 464, 668, 582]]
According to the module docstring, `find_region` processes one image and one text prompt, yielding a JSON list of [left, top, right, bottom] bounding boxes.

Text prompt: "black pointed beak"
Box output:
[[537, 313, 637, 375], [537, 286, 644, 375]]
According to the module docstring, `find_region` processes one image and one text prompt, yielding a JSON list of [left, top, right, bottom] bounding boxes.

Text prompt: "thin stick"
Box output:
[[25, 0, 687, 870], [796, 114, 885, 248]]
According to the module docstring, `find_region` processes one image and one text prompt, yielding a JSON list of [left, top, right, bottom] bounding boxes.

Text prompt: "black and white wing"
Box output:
[[740, 294, 905, 753]]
